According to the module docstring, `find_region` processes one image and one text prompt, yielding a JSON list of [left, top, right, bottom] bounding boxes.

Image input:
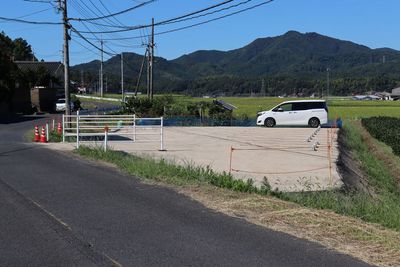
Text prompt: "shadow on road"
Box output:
[[0, 115, 45, 125]]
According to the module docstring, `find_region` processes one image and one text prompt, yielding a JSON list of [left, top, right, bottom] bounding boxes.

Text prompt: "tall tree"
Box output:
[[0, 32, 18, 106], [13, 38, 36, 61]]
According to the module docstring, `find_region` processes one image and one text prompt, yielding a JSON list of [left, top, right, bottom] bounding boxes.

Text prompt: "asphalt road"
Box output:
[[0, 115, 371, 266]]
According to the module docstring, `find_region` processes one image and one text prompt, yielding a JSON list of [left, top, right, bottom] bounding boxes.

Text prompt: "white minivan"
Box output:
[[256, 100, 328, 128]]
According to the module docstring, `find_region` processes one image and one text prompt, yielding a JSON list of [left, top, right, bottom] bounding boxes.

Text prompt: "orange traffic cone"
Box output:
[[40, 126, 47, 143], [57, 122, 62, 135], [34, 126, 40, 142]]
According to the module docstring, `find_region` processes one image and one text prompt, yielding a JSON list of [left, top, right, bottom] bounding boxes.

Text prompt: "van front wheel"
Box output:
[[264, 118, 276, 127], [308, 117, 320, 128]]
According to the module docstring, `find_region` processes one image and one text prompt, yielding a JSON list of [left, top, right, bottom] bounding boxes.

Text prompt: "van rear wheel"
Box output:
[[308, 117, 320, 128], [264, 118, 275, 127]]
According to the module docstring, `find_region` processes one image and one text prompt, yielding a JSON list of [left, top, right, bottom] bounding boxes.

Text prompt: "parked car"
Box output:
[[256, 100, 328, 128], [55, 98, 74, 112]]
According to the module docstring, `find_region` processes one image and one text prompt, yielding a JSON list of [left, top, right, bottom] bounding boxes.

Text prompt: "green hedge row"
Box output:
[[361, 117, 400, 156]]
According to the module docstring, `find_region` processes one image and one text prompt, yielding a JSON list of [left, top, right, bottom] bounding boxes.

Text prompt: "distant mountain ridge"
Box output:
[[71, 31, 400, 95]]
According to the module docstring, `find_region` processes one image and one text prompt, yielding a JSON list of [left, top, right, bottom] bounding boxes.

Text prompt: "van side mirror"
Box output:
[[276, 107, 283, 112]]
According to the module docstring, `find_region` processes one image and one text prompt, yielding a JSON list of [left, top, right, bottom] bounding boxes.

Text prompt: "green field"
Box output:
[[88, 93, 400, 119], [183, 97, 400, 119]]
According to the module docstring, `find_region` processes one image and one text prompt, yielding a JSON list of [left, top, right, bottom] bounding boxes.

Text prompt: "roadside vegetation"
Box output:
[[362, 117, 400, 156], [76, 120, 400, 231], [93, 93, 400, 120], [75, 123, 400, 266], [281, 121, 400, 230], [76, 146, 270, 194]]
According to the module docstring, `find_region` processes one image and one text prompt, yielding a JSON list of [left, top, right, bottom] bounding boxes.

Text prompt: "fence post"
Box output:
[[327, 128, 332, 186], [159, 117, 166, 151], [76, 110, 80, 149], [229, 146, 234, 174], [62, 114, 65, 143], [104, 126, 108, 152], [133, 114, 136, 142]]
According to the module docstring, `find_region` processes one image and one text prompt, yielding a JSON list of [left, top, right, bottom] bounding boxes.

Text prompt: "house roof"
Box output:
[[392, 87, 400, 96], [14, 61, 64, 78], [213, 99, 237, 111]]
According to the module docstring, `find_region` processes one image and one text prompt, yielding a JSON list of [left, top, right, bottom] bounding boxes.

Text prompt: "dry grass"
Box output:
[[177, 184, 400, 267]]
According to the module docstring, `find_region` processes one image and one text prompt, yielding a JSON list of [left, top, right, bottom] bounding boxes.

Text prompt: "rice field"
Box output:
[[183, 96, 400, 120], [91, 93, 400, 120]]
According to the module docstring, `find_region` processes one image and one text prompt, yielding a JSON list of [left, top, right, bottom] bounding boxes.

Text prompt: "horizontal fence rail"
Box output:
[[62, 111, 165, 151]]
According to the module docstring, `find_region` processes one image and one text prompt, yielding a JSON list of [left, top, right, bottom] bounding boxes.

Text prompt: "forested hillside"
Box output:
[[71, 31, 400, 96]]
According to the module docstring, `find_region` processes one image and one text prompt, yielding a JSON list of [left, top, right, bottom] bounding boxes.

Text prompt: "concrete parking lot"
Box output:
[[46, 126, 341, 192]]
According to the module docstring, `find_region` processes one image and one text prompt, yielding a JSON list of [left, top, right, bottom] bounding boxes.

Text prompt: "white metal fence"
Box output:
[[62, 111, 165, 151]]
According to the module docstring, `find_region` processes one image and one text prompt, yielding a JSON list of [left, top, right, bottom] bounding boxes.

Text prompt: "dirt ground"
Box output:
[[45, 126, 341, 192]]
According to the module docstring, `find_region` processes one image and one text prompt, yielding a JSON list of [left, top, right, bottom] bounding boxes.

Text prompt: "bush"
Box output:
[[361, 117, 400, 156]]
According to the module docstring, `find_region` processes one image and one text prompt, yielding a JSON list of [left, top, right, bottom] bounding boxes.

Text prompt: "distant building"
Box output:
[[375, 92, 392, 101], [392, 87, 400, 100], [352, 95, 381, 101], [15, 61, 64, 112]]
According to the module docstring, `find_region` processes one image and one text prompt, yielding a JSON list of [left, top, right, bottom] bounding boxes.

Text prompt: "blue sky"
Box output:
[[1, 0, 399, 65]]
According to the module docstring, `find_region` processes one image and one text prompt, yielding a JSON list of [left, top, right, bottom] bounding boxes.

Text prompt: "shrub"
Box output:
[[361, 117, 400, 156]]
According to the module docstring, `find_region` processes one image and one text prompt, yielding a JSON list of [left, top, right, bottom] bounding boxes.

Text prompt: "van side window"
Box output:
[[280, 103, 293, 112], [292, 102, 309, 111], [310, 102, 325, 109]]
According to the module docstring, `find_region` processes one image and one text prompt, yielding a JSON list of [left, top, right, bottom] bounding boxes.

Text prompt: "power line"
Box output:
[[73, 0, 237, 34], [70, 26, 116, 57], [97, 0, 126, 27], [82, 0, 274, 41], [69, 0, 156, 22], [10, 7, 53, 20], [70, 0, 141, 48], [0, 16, 61, 25], [78, 0, 252, 30], [154, 1, 275, 36]]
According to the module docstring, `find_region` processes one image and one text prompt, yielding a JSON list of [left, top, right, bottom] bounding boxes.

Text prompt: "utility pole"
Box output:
[[150, 18, 154, 99], [146, 18, 155, 99], [136, 49, 147, 97], [121, 52, 124, 101], [62, 0, 71, 116], [326, 67, 330, 100], [105, 75, 108, 93], [146, 45, 150, 98], [100, 39, 104, 97]]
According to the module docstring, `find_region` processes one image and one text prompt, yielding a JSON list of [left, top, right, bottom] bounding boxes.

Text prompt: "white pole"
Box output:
[[76, 110, 80, 149], [62, 114, 65, 142], [160, 117, 165, 151], [133, 114, 136, 142], [104, 129, 108, 152], [46, 123, 49, 142], [52, 119, 55, 131]]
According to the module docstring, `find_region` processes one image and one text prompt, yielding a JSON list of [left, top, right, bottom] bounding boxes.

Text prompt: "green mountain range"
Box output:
[[71, 31, 400, 96]]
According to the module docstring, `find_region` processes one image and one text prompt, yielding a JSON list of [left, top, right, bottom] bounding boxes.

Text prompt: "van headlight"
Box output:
[[257, 112, 264, 116]]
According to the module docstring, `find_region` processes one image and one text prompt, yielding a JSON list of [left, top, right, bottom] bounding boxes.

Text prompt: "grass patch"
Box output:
[[76, 146, 271, 194], [74, 143, 400, 266], [75, 120, 400, 231], [26, 129, 62, 142], [279, 122, 400, 231]]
